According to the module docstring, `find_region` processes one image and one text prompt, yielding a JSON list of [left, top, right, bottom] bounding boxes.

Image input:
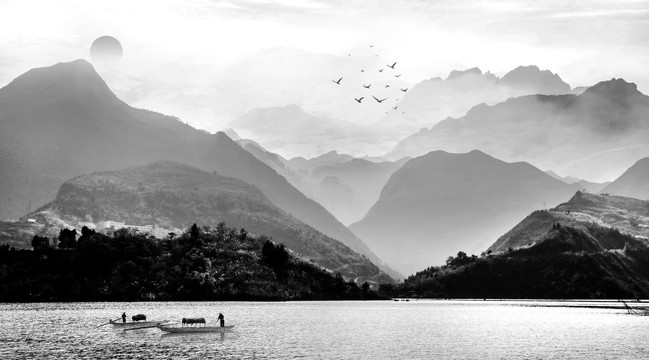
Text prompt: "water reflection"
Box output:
[[1, 300, 648, 359]]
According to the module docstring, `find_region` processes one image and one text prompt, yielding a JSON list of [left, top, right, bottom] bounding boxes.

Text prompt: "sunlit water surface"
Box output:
[[1, 300, 648, 359]]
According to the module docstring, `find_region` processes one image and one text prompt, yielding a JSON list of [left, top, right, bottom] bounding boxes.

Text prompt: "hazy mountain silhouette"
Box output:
[[388, 78, 649, 182], [230, 105, 367, 159], [381, 65, 571, 131], [0, 60, 204, 220], [22, 161, 390, 282], [287, 150, 356, 175], [544, 171, 610, 193], [310, 158, 410, 225], [601, 157, 649, 199], [349, 150, 578, 274], [500, 65, 571, 94], [0, 60, 394, 277], [233, 136, 410, 226]]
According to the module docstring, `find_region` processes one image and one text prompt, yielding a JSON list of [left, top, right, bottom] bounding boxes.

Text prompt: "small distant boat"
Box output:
[[157, 324, 234, 333]]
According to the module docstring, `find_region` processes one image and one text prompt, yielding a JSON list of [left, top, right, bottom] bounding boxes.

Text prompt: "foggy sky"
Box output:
[[1, 0, 648, 161]]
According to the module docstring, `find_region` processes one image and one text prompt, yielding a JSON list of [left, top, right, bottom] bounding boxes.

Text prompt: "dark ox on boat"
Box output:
[[182, 318, 206, 326], [131, 314, 146, 322]]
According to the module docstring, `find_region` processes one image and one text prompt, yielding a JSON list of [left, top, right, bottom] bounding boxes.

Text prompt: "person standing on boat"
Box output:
[[122, 312, 126, 323], [217, 313, 224, 327]]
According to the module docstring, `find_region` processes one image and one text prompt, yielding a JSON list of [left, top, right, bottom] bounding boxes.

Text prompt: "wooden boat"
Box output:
[[109, 319, 167, 327], [157, 324, 235, 333]]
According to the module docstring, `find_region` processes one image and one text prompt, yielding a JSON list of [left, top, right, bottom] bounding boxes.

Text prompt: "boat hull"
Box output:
[[157, 325, 234, 333], [110, 320, 165, 327]]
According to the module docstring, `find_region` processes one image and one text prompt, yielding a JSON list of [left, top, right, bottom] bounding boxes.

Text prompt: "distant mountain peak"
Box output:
[[1, 58, 120, 105], [583, 78, 642, 98], [501, 65, 570, 94], [446, 67, 483, 80]]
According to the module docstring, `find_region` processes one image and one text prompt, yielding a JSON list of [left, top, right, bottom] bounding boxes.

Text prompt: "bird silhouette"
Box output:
[[332, 78, 342, 85], [394, 74, 401, 77], [370, 45, 375, 48], [400, 88, 408, 92], [378, 69, 383, 73], [363, 84, 371, 89], [385, 85, 390, 88], [361, 69, 365, 72], [372, 95, 388, 103], [387, 62, 397, 69], [355, 97, 364, 103], [393, 106, 398, 110]]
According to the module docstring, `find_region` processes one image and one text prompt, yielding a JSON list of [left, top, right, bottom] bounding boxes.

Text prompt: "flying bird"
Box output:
[[370, 45, 375, 48], [355, 97, 364, 103], [372, 95, 388, 103], [385, 85, 390, 88], [332, 78, 342, 85], [361, 69, 365, 72], [378, 69, 383, 73], [393, 106, 399, 110], [401, 88, 408, 92], [363, 84, 371, 89], [394, 74, 401, 77], [387, 62, 397, 69]]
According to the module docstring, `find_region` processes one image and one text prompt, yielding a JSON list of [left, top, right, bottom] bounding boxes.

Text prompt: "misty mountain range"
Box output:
[[2, 59, 649, 282], [388, 78, 649, 182]]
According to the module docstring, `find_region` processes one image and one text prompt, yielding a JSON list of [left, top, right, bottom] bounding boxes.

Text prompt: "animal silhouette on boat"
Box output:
[[132, 314, 146, 322], [182, 317, 207, 326]]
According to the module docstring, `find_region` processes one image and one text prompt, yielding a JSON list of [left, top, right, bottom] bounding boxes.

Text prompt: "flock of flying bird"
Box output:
[[331, 44, 409, 114]]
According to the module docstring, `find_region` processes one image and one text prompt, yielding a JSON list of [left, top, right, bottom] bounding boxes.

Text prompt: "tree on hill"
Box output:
[[58, 228, 78, 249], [0, 221, 383, 301], [31, 235, 50, 251]]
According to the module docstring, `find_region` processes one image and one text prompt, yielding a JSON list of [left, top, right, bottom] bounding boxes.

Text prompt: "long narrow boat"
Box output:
[[157, 324, 235, 333], [109, 319, 167, 327]]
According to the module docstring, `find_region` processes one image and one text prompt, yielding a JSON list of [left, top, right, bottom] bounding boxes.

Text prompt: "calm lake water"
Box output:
[[1, 300, 648, 359]]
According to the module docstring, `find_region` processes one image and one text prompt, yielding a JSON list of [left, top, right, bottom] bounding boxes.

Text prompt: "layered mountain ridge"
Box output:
[[0, 59, 391, 278], [388, 78, 649, 182]]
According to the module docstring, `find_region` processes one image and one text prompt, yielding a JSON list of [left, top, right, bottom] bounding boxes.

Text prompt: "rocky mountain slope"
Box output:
[[399, 192, 649, 299], [489, 192, 649, 253]]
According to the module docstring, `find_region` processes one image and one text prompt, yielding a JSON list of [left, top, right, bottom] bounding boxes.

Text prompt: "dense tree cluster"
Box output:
[[0, 222, 380, 302], [390, 225, 649, 299]]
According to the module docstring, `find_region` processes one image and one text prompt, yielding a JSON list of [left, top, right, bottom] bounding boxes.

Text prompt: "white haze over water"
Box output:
[[1, 0, 648, 159]]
